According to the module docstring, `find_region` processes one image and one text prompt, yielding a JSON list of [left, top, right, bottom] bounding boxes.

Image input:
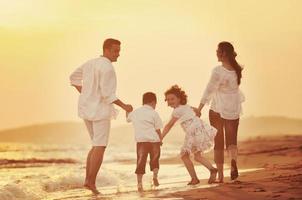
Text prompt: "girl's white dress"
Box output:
[[172, 105, 217, 156]]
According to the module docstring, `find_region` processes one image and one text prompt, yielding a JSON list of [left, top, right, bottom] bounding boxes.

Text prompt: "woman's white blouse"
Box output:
[[200, 66, 245, 120], [69, 56, 118, 121]]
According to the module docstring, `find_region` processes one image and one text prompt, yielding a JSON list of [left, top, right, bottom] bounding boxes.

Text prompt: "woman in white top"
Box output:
[[197, 42, 245, 183]]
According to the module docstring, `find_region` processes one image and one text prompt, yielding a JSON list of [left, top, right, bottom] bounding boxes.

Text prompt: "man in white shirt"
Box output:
[[127, 92, 163, 192], [70, 38, 133, 194]]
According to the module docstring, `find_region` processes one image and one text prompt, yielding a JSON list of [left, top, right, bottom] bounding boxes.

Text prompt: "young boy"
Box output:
[[127, 92, 163, 192]]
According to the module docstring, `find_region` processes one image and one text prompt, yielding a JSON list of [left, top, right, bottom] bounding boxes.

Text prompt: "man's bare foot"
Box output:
[[153, 178, 159, 187], [84, 184, 100, 195]]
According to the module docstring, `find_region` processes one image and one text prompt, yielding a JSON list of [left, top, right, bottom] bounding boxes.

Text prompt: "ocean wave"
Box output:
[[42, 170, 119, 192], [0, 158, 78, 168]]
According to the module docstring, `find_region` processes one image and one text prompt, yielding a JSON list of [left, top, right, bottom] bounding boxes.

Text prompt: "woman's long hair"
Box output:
[[218, 42, 243, 85]]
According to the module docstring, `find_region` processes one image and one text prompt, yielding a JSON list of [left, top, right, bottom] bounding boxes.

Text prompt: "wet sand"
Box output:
[[158, 135, 302, 200]]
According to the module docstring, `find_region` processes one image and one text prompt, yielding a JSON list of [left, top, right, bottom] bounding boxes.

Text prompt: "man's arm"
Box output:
[[113, 99, 133, 113], [72, 85, 82, 93], [100, 67, 133, 113], [69, 66, 83, 92]]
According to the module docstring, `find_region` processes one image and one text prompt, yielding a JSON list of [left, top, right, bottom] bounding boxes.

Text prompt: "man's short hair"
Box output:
[[103, 38, 121, 51], [143, 92, 157, 104]]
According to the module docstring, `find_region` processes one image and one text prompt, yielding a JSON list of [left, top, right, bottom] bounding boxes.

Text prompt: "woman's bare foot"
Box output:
[[208, 168, 218, 184], [217, 170, 224, 183], [231, 159, 239, 180], [187, 178, 200, 185], [84, 183, 100, 195], [153, 178, 160, 187], [214, 178, 224, 183]]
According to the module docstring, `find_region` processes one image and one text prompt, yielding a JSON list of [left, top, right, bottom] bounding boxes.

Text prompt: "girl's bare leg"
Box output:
[[194, 152, 217, 184], [194, 152, 214, 170], [181, 153, 199, 184]]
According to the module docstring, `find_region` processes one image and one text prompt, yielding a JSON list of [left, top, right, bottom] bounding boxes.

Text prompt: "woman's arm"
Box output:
[[197, 103, 205, 112], [198, 68, 221, 112], [161, 117, 178, 139], [191, 106, 201, 117]]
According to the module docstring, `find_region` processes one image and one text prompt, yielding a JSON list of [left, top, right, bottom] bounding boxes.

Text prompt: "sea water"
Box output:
[[0, 142, 261, 200]]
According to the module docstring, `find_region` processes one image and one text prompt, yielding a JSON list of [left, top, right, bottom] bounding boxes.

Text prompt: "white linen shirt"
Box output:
[[127, 105, 163, 142], [200, 65, 245, 120], [69, 56, 118, 121]]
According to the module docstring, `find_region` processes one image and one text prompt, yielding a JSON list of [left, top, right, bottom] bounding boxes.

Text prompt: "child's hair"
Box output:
[[143, 92, 157, 104], [164, 85, 188, 105]]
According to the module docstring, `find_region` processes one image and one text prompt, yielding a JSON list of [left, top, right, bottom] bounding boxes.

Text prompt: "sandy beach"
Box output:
[[1, 131, 301, 200], [157, 135, 302, 200]]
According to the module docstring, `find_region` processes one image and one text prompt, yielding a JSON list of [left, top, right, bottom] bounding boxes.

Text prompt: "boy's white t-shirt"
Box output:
[[127, 105, 163, 142]]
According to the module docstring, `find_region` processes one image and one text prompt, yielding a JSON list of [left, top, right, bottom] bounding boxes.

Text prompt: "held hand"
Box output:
[[124, 104, 133, 113], [196, 110, 201, 118], [160, 135, 163, 146], [192, 107, 201, 118]]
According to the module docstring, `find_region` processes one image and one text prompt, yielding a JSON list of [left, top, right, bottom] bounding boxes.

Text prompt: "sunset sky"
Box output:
[[0, 0, 301, 130]]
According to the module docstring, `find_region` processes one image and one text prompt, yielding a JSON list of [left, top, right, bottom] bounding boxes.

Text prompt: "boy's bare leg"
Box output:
[[137, 174, 144, 192], [152, 168, 159, 186], [150, 143, 160, 187], [84, 148, 93, 187]]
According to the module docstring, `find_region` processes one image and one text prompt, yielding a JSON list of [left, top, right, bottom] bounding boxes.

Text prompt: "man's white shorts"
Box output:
[[83, 119, 111, 147]]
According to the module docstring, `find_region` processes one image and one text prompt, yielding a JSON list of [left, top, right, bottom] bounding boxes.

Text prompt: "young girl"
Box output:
[[161, 85, 218, 185]]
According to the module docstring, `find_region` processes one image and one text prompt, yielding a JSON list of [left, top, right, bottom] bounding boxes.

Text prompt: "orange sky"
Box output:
[[0, 0, 301, 130]]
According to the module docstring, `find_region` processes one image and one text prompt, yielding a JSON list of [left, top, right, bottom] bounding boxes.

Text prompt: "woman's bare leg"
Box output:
[[216, 163, 224, 182]]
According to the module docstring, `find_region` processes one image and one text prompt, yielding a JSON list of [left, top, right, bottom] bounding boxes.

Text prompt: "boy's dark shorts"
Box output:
[[135, 142, 161, 174]]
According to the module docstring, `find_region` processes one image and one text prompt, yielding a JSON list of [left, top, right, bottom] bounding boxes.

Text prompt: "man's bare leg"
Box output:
[[85, 146, 105, 194], [84, 148, 93, 187]]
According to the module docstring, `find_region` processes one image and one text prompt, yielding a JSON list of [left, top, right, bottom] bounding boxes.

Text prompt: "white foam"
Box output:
[[42, 170, 119, 192], [42, 175, 83, 192]]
